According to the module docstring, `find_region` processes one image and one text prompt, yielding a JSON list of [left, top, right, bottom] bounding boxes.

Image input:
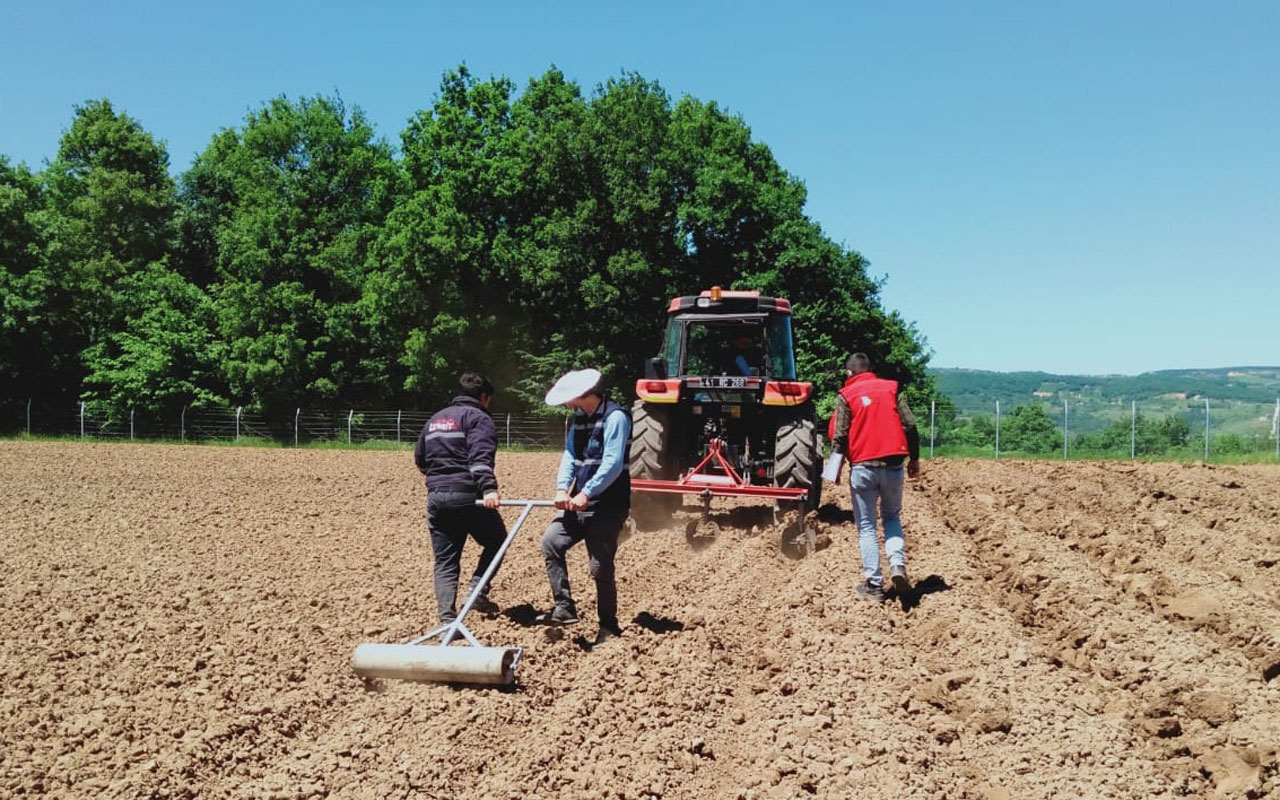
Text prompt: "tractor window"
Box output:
[[684, 325, 721, 376], [661, 318, 683, 374], [766, 315, 796, 380], [664, 313, 795, 378], [671, 321, 764, 377]]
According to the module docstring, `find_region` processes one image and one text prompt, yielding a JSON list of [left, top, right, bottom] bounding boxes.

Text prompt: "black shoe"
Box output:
[[890, 565, 911, 595], [535, 606, 580, 625], [465, 578, 500, 615], [855, 580, 886, 603], [591, 624, 622, 648]]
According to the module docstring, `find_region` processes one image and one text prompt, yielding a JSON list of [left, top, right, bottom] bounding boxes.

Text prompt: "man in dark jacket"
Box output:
[[829, 353, 921, 603], [414, 371, 506, 624], [536, 368, 632, 647]]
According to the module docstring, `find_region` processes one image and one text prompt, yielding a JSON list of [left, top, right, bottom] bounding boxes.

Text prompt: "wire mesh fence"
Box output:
[[923, 394, 1280, 462], [0, 401, 568, 450], [3, 394, 1277, 462]]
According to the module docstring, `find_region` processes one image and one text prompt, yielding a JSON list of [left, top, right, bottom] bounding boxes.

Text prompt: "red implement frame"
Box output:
[[631, 438, 808, 500]]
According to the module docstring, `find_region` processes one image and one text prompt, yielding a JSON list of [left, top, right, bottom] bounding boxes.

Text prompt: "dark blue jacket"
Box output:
[[414, 395, 498, 496], [567, 396, 631, 510]]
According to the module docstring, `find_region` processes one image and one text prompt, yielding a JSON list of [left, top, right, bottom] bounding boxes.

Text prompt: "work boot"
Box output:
[[535, 605, 580, 625], [468, 594, 500, 615], [591, 622, 623, 648], [465, 579, 500, 615], [890, 565, 911, 595], [855, 580, 886, 603]]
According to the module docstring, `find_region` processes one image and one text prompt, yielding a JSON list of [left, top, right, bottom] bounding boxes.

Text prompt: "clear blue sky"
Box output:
[[2, 1, 1276, 375]]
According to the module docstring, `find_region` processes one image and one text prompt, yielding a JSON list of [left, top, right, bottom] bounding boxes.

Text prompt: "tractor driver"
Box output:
[[718, 331, 759, 377]]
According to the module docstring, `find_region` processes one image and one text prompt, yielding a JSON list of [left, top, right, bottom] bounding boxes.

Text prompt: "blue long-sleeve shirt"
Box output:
[[557, 406, 631, 498]]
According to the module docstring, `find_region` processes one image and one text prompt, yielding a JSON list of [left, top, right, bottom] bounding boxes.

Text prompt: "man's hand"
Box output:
[[568, 491, 590, 511], [907, 458, 921, 478], [553, 488, 572, 510], [482, 491, 500, 509]]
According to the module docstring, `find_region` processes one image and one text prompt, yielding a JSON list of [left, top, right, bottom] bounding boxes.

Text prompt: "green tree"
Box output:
[[661, 92, 933, 409], [7, 71, 933, 420], [81, 264, 223, 414], [1075, 411, 1194, 456], [184, 95, 398, 416], [367, 67, 933, 413], [368, 68, 526, 409], [1000, 404, 1063, 454], [38, 100, 194, 413], [952, 414, 995, 448], [1159, 414, 1191, 448], [0, 157, 49, 401]]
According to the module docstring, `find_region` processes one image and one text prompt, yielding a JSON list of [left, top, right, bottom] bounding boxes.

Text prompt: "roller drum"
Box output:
[[351, 643, 519, 685]]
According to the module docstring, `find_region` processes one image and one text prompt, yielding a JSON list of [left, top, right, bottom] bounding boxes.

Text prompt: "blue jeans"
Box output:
[[849, 464, 906, 588]]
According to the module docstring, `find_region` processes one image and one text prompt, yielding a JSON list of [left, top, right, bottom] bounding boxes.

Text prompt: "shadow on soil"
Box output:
[[892, 574, 951, 612], [632, 611, 685, 634], [503, 603, 545, 627]]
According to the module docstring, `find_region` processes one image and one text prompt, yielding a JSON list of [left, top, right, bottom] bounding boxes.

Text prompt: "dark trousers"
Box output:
[[541, 505, 628, 629], [427, 491, 507, 622]]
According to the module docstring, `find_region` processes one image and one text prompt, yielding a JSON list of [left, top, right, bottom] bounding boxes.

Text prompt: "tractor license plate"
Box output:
[[702, 376, 749, 389]]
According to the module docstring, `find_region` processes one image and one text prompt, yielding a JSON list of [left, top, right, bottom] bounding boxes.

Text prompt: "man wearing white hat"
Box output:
[[537, 367, 632, 646]]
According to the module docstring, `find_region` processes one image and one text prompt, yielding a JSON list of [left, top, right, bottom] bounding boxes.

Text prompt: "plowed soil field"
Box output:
[[2, 441, 1278, 799]]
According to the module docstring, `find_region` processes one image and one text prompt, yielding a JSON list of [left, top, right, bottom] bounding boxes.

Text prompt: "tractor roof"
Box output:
[[667, 288, 792, 315]]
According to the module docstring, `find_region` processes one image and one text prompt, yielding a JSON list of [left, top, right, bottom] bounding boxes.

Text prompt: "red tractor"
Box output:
[[629, 288, 822, 538]]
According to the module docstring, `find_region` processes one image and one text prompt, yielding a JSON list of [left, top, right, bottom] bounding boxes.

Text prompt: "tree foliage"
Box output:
[[0, 156, 47, 400], [1, 70, 934, 417], [1073, 412, 1192, 455], [999, 404, 1063, 454], [182, 95, 399, 416]]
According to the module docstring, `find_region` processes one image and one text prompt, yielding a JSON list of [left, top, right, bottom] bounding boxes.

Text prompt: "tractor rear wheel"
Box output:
[[630, 400, 680, 529], [774, 410, 820, 512]]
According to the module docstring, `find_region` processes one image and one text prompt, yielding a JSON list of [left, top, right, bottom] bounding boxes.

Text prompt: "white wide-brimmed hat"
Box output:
[[545, 368, 602, 406]]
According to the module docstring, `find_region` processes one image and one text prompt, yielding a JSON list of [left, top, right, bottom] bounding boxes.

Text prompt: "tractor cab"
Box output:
[[658, 309, 795, 381], [638, 288, 809, 406]]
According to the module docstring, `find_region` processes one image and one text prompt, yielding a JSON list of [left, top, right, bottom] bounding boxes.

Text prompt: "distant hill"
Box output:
[[930, 366, 1280, 436]]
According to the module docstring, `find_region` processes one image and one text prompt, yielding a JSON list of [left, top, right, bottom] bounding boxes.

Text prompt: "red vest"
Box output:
[[828, 373, 909, 463]]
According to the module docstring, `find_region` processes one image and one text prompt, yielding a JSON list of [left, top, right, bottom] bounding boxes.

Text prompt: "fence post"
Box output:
[[929, 400, 935, 459], [80, 402, 85, 440], [295, 408, 300, 446], [397, 410, 402, 444], [1063, 398, 1069, 460], [130, 408, 134, 441], [1203, 398, 1209, 461], [1131, 401, 1136, 460], [181, 406, 186, 443], [507, 413, 512, 449], [236, 406, 242, 442], [26, 398, 32, 436], [348, 410, 354, 444], [995, 400, 1001, 460]]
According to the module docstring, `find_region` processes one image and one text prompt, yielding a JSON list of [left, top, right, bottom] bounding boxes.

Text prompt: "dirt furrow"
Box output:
[[919, 459, 1280, 798], [4, 442, 1279, 799]]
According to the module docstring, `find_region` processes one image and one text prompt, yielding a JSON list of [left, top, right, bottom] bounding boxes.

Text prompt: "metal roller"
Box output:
[[351, 643, 521, 685], [350, 499, 552, 686]]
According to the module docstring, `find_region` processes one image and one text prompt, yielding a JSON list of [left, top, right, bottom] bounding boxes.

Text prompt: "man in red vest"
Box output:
[[829, 353, 921, 602]]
